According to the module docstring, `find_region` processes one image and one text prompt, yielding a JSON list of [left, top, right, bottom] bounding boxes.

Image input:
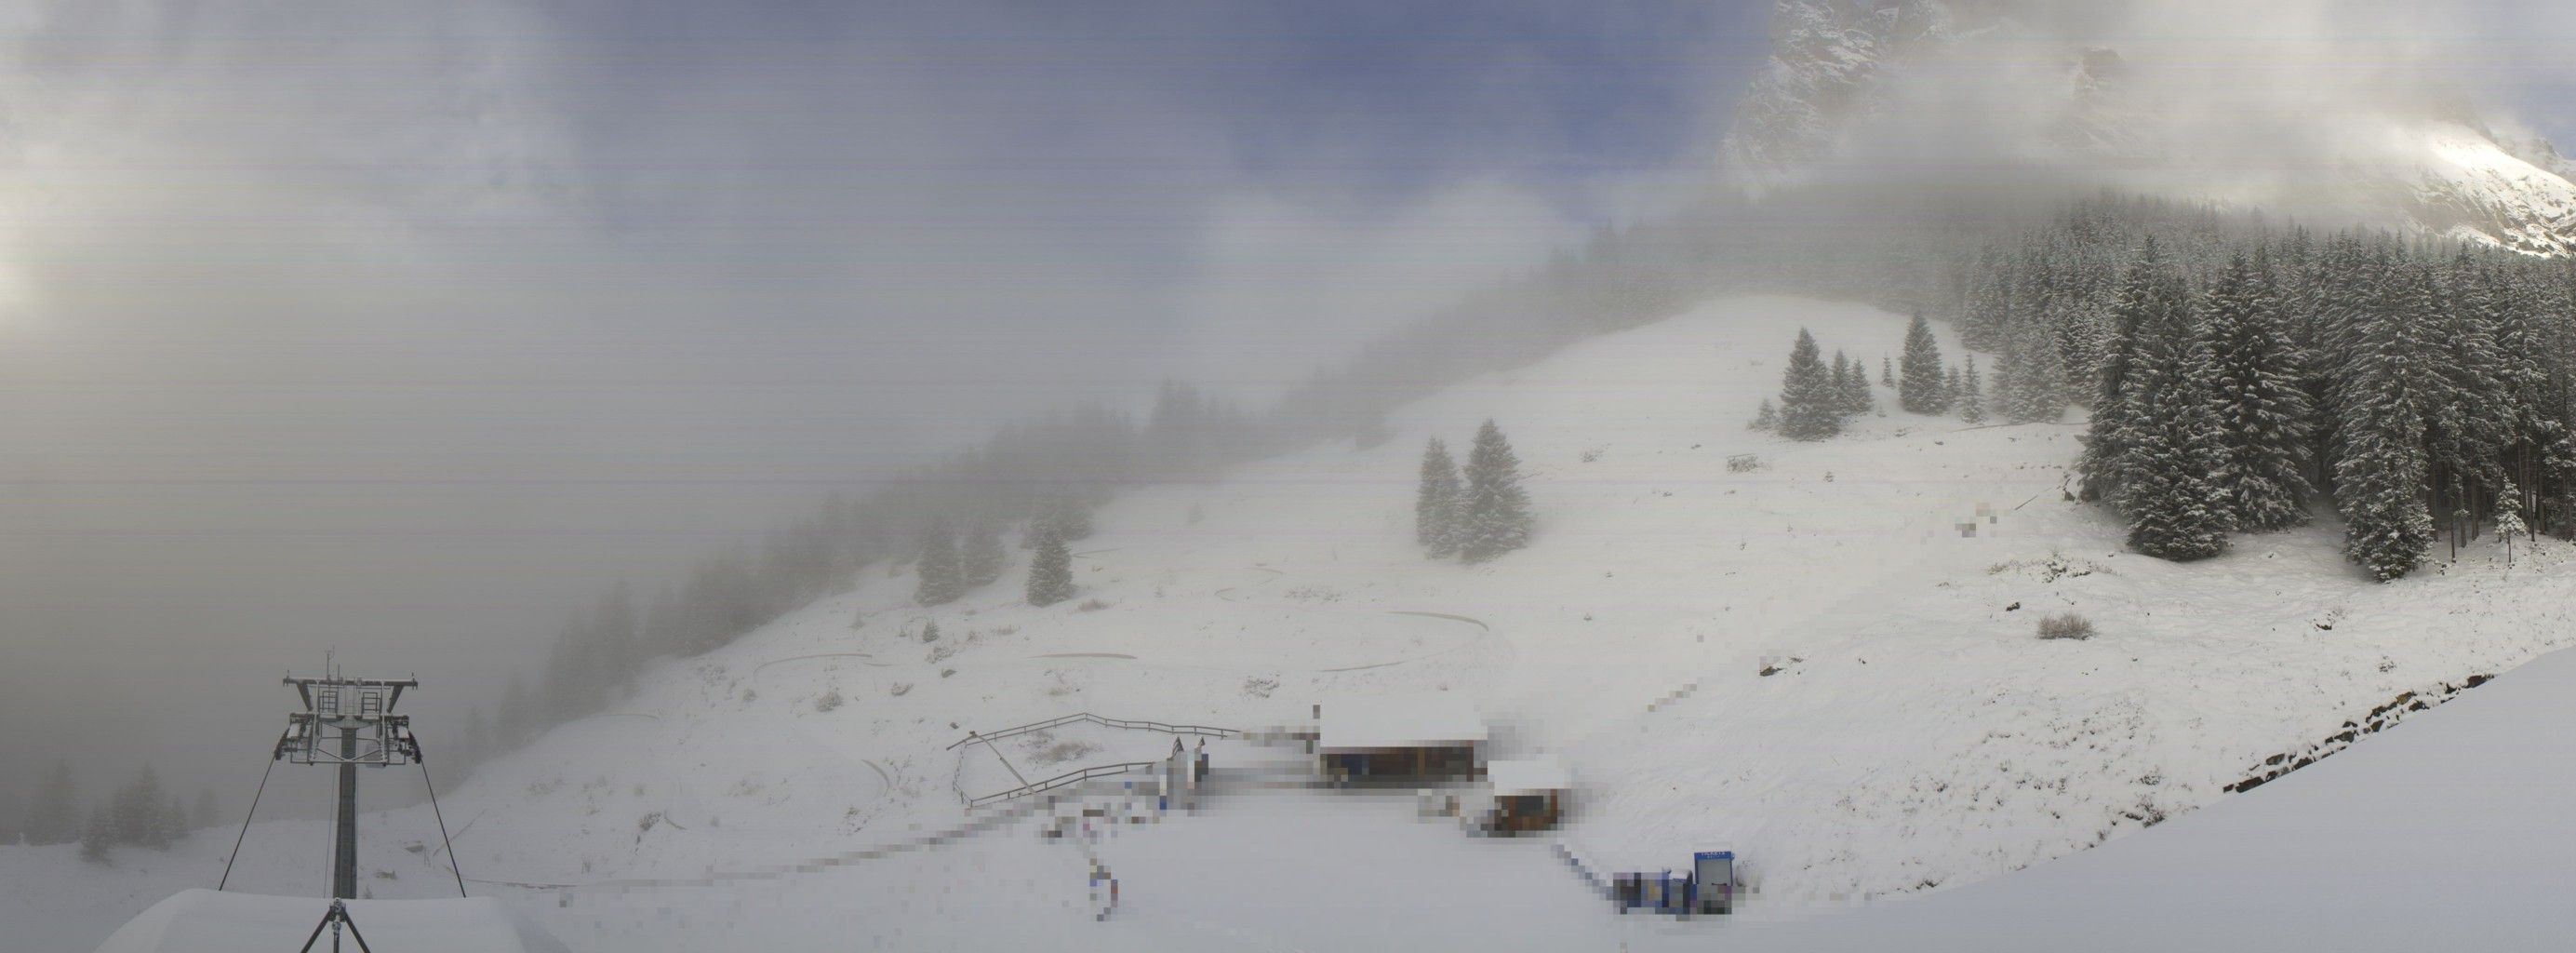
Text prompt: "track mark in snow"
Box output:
[[1030, 652, 1138, 660], [1385, 610, 1489, 632], [1315, 611, 1497, 672], [753, 652, 876, 678]]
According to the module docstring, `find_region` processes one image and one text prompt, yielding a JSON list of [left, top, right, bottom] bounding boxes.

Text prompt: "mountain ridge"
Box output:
[[1722, 0, 2576, 256]]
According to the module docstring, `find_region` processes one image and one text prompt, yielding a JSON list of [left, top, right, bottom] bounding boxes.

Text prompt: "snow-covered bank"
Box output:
[[1698, 642, 2576, 952], [8, 295, 2574, 951]]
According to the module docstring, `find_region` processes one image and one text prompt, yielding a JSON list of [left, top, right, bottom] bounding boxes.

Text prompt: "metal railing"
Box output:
[[944, 712, 1236, 751], [967, 759, 1164, 809]]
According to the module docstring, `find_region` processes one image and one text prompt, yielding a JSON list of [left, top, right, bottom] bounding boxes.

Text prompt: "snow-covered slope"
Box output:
[[1700, 640, 2576, 952], [1723, 1, 2576, 256], [9, 296, 2575, 951]]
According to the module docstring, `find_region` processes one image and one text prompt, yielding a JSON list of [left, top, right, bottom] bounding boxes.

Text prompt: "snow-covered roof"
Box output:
[[1486, 757, 1570, 797], [1316, 696, 1486, 751], [93, 890, 570, 953]]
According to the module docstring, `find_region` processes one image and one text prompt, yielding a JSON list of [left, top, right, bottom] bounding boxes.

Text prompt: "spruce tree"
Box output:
[[1749, 398, 1777, 431], [2337, 270, 2437, 580], [1898, 312, 1949, 413], [2120, 297, 2234, 560], [913, 523, 962, 606], [1830, 353, 1855, 413], [79, 804, 113, 864], [1880, 356, 1895, 387], [2081, 238, 2189, 501], [1958, 356, 1987, 423], [2206, 252, 2314, 530], [112, 766, 167, 849], [1025, 522, 1074, 606], [1841, 351, 1873, 413], [1778, 329, 1840, 440], [959, 519, 1006, 588], [1414, 437, 1462, 557], [1456, 420, 1533, 563], [1999, 306, 2067, 423]]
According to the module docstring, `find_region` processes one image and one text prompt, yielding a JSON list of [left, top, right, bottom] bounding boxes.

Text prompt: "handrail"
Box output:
[[968, 759, 1163, 808], [945, 712, 1236, 750]]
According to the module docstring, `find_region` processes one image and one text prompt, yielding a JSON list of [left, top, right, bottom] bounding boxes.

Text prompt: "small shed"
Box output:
[[1480, 757, 1570, 834], [1315, 696, 1486, 785]]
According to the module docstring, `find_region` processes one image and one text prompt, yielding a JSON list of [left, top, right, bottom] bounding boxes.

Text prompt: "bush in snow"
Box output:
[[2036, 612, 2096, 640], [814, 689, 843, 712]]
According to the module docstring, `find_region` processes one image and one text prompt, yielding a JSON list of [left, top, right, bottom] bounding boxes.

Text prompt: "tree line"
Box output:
[[1947, 199, 2576, 578], [5, 760, 219, 864]]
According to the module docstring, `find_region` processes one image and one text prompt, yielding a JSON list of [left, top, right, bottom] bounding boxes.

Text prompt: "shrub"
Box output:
[[1076, 597, 1112, 612], [814, 689, 843, 712], [2036, 612, 2095, 640]]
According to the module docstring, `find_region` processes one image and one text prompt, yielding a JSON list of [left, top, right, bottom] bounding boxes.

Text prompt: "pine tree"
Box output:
[[1414, 438, 1462, 557], [2081, 238, 2189, 501], [1834, 347, 1875, 411], [1778, 329, 1840, 440], [2337, 270, 2437, 580], [2120, 293, 2234, 561], [959, 519, 1006, 588], [111, 766, 167, 849], [1749, 398, 1777, 431], [913, 522, 962, 606], [1025, 522, 1074, 607], [1456, 420, 1533, 563], [2206, 252, 2314, 530], [79, 804, 113, 864], [1880, 356, 1895, 387], [1830, 352, 1855, 413], [1898, 312, 1949, 413], [24, 761, 78, 846], [1958, 356, 1987, 423], [1998, 305, 2067, 423]]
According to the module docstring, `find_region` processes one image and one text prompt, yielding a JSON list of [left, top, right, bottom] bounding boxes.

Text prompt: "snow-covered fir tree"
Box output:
[[1456, 420, 1533, 563], [1997, 304, 2067, 423], [960, 519, 1006, 588], [2118, 289, 2234, 560], [1880, 356, 1895, 387], [1750, 398, 1778, 431], [913, 523, 963, 606], [2205, 251, 2314, 530], [1958, 355, 1987, 423], [1414, 437, 1463, 557], [2335, 269, 2438, 580], [2080, 237, 2190, 503], [1778, 329, 1840, 440], [1841, 351, 1873, 414], [1898, 312, 1949, 413], [1025, 522, 1074, 606]]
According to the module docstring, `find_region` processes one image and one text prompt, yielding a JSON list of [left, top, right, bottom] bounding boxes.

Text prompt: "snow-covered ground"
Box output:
[[9, 295, 2574, 951]]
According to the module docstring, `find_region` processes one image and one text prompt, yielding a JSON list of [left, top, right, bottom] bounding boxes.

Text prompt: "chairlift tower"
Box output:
[[278, 666, 420, 901]]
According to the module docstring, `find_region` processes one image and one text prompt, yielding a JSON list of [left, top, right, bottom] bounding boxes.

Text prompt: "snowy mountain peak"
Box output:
[[1721, 0, 2576, 256]]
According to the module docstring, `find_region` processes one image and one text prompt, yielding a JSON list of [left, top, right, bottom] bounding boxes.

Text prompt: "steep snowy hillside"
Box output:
[[8, 296, 2574, 951], [1724, 0, 2576, 256]]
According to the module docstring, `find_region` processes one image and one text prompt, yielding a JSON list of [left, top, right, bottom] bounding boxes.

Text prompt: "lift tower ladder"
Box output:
[[279, 667, 420, 901]]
